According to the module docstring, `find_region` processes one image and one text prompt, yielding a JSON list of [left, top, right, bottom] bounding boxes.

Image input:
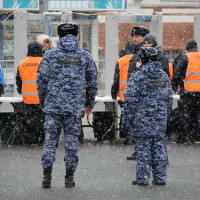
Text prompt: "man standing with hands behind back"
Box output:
[[37, 22, 98, 188]]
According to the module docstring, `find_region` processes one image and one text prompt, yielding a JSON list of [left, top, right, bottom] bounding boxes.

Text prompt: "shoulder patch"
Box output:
[[57, 56, 81, 65], [147, 81, 166, 89]]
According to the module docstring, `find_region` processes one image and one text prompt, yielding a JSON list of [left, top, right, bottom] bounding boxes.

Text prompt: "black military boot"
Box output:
[[132, 180, 148, 186], [127, 152, 136, 160], [152, 180, 166, 185], [65, 169, 75, 188], [42, 167, 52, 188]]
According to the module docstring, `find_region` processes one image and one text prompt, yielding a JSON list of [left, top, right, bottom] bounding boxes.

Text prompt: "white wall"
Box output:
[[127, 0, 200, 6], [126, 0, 200, 22]]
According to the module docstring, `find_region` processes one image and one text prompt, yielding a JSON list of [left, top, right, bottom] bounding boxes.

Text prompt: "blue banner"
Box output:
[[3, 0, 39, 10], [88, 0, 123, 9], [48, 0, 125, 10]]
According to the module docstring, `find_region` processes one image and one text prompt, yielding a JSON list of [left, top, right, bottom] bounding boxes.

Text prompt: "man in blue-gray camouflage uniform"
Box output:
[[37, 22, 98, 188], [122, 47, 172, 186]]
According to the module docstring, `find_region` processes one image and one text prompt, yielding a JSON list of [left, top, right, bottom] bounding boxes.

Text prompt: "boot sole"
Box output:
[[132, 180, 148, 186], [65, 182, 75, 188], [42, 183, 51, 188], [127, 157, 136, 160]]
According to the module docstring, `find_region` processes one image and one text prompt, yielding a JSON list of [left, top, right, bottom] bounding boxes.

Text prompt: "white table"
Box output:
[[0, 95, 180, 103], [0, 95, 181, 143], [0, 97, 24, 103]]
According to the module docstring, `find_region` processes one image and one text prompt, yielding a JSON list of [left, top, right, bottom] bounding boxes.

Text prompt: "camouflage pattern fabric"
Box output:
[[122, 61, 173, 184], [135, 136, 167, 184], [41, 114, 81, 169], [37, 34, 98, 169], [37, 34, 98, 116]]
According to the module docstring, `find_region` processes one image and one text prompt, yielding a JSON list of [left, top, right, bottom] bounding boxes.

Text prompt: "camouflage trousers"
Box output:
[[41, 114, 81, 169], [134, 136, 167, 184]]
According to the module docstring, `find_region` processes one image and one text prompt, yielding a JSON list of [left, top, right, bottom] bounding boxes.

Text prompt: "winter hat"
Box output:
[[131, 26, 150, 37], [28, 41, 44, 57], [124, 40, 135, 55], [37, 34, 53, 49], [57, 22, 79, 37], [138, 47, 158, 64], [143, 34, 157, 46], [186, 40, 198, 50]]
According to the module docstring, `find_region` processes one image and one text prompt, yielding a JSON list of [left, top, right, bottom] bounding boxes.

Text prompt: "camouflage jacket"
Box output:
[[122, 61, 173, 137], [37, 34, 98, 117]]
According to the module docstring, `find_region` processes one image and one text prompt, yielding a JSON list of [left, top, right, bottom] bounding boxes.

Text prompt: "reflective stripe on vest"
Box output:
[[184, 52, 200, 92], [19, 56, 42, 104], [22, 91, 38, 95], [22, 81, 37, 84], [118, 55, 133, 101]]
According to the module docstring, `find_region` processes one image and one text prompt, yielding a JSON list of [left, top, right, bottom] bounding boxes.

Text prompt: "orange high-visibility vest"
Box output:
[[118, 55, 133, 101], [184, 52, 200, 92], [19, 56, 42, 104], [169, 63, 173, 84]]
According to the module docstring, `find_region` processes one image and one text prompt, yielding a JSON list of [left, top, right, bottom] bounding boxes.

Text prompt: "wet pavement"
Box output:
[[1, 128, 200, 200]]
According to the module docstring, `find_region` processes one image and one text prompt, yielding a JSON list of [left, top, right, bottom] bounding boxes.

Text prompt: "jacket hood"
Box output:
[[154, 44, 165, 54], [57, 34, 79, 52], [37, 34, 53, 49], [141, 61, 163, 79]]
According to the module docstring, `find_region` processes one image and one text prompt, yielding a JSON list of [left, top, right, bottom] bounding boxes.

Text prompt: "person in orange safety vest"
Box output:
[[16, 41, 45, 145], [172, 40, 200, 143], [111, 40, 135, 101], [111, 40, 135, 145]]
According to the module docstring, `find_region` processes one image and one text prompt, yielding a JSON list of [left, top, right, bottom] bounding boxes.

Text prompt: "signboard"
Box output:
[[48, 0, 126, 10], [135, 15, 152, 23], [3, 0, 39, 10]]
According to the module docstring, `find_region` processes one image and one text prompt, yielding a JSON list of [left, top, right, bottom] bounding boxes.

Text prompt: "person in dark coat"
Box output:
[[165, 50, 187, 140], [37, 22, 98, 188], [143, 34, 170, 77], [126, 26, 150, 159], [127, 26, 150, 79], [122, 47, 173, 186], [172, 40, 200, 143], [111, 40, 135, 144]]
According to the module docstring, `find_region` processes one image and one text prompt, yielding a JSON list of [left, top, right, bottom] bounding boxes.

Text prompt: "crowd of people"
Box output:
[[12, 22, 200, 188]]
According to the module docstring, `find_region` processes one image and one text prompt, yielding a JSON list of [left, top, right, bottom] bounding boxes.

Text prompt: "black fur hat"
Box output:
[[131, 26, 150, 37], [57, 22, 79, 37]]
